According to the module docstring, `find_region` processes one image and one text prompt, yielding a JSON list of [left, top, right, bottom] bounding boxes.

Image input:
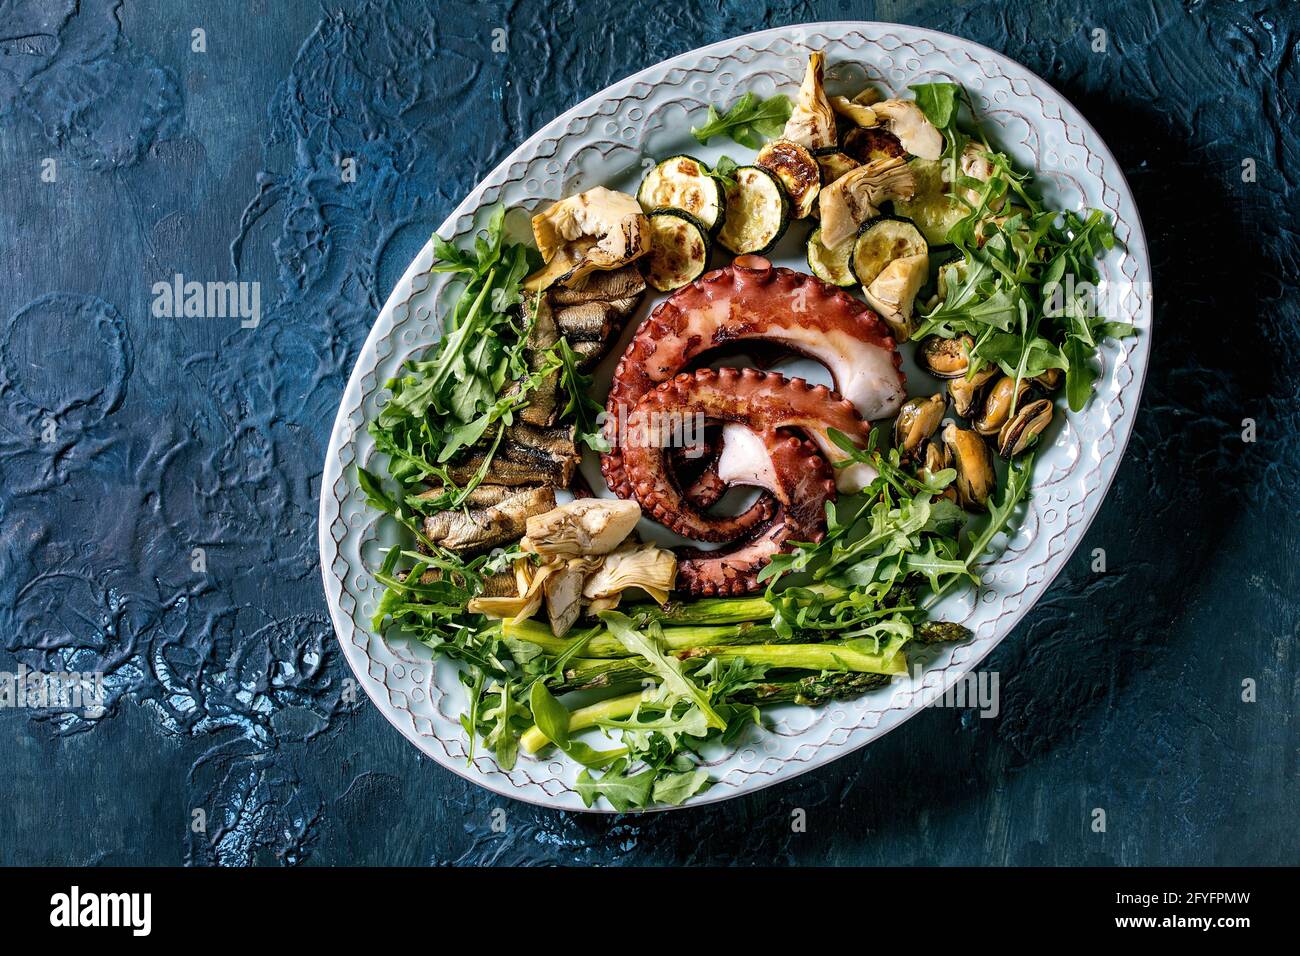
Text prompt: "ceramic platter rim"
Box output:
[[319, 22, 1152, 813]]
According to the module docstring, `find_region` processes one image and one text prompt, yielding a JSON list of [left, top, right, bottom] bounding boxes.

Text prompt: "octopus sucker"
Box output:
[[600, 257, 905, 508], [621, 368, 870, 594]]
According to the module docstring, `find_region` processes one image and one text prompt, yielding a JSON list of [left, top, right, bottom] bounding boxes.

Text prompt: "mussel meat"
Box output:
[[996, 398, 1054, 458], [1031, 368, 1063, 392], [917, 334, 975, 379], [973, 375, 1035, 437], [893, 393, 947, 459], [940, 421, 996, 512], [948, 365, 998, 419]]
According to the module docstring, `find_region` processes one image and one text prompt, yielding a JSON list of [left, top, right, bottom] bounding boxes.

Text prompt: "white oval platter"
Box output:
[[319, 22, 1151, 812]]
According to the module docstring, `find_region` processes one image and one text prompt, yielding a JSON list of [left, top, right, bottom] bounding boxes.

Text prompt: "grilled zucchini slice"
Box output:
[[842, 126, 906, 165], [717, 165, 788, 256], [643, 209, 710, 292], [806, 227, 855, 287], [755, 139, 821, 219], [637, 155, 725, 232], [850, 216, 928, 287], [891, 158, 967, 246]]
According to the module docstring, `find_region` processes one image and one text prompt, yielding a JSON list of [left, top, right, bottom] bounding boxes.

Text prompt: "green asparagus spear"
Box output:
[[676, 639, 909, 675], [523, 665, 899, 754], [550, 657, 652, 694], [626, 583, 849, 626], [734, 671, 890, 706], [520, 689, 650, 754], [912, 620, 973, 644], [503, 619, 798, 658]]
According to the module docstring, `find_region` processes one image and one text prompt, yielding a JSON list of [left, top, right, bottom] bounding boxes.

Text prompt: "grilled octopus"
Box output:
[[601, 255, 905, 535], [621, 368, 875, 595]]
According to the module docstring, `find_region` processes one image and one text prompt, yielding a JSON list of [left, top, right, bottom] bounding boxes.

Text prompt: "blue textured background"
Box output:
[[1, 0, 1296, 866]]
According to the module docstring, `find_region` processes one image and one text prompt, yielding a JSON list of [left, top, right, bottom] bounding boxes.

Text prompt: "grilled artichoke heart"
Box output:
[[525, 187, 650, 292], [872, 99, 944, 160], [524, 498, 642, 556], [543, 556, 603, 638], [817, 156, 917, 249], [813, 148, 859, 187], [782, 51, 837, 150], [956, 143, 1005, 210], [582, 544, 678, 608], [828, 94, 878, 128], [864, 251, 929, 343]]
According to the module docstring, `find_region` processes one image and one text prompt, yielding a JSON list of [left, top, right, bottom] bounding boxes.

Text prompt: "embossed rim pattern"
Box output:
[[319, 23, 1151, 812]]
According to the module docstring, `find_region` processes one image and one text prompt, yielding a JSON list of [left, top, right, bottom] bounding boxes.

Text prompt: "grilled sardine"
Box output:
[[518, 292, 561, 427], [549, 265, 646, 306], [419, 484, 556, 553], [554, 301, 618, 343], [446, 423, 579, 488]]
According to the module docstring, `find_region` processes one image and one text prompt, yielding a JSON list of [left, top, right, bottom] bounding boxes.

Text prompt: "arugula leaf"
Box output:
[[357, 465, 399, 515], [367, 215, 543, 513], [910, 109, 1136, 420], [691, 92, 792, 149], [1062, 335, 1095, 412], [527, 682, 626, 769], [651, 768, 711, 806], [599, 612, 728, 730], [555, 337, 609, 452], [594, 705, 710, 738], [707, 155, 740, 189], [909, 82, 960, 128], [575, 758, 658, 811], [924, 454, 1036, 609]]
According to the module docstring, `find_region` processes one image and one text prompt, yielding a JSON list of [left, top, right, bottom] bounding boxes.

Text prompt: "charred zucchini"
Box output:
[[717, 165, 789, 256], [842, 126, 906, 165], [891, 158, 967, 246], [637, 155, 725, 232], [755, 139, 821, 219], [806, 227, 855, 287], [850, 215, 928, 287], [643, 209, 710, 292]]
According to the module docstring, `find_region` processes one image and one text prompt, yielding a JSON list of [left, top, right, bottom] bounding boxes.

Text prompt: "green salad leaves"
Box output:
[[366, 205, 540, 506], [691, 92, 792, 149], [906, 82, 1136, 412]]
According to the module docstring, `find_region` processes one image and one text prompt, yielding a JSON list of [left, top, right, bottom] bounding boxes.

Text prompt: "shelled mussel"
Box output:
[[892, 393, 947, 461], [938, 421, 996, 511], [916, 334, 1058, 462]]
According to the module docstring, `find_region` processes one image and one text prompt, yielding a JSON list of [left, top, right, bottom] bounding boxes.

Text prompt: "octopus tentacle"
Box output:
[[624, 367, 875, 541], [677, 432, 835, 595], [668, 427, 728, 508], [601, 256, 905, 507], [622, 368, 873, 594]]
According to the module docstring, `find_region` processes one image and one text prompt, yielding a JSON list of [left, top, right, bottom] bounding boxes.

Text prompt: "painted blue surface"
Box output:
[[0, 0, 1296, 865]]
